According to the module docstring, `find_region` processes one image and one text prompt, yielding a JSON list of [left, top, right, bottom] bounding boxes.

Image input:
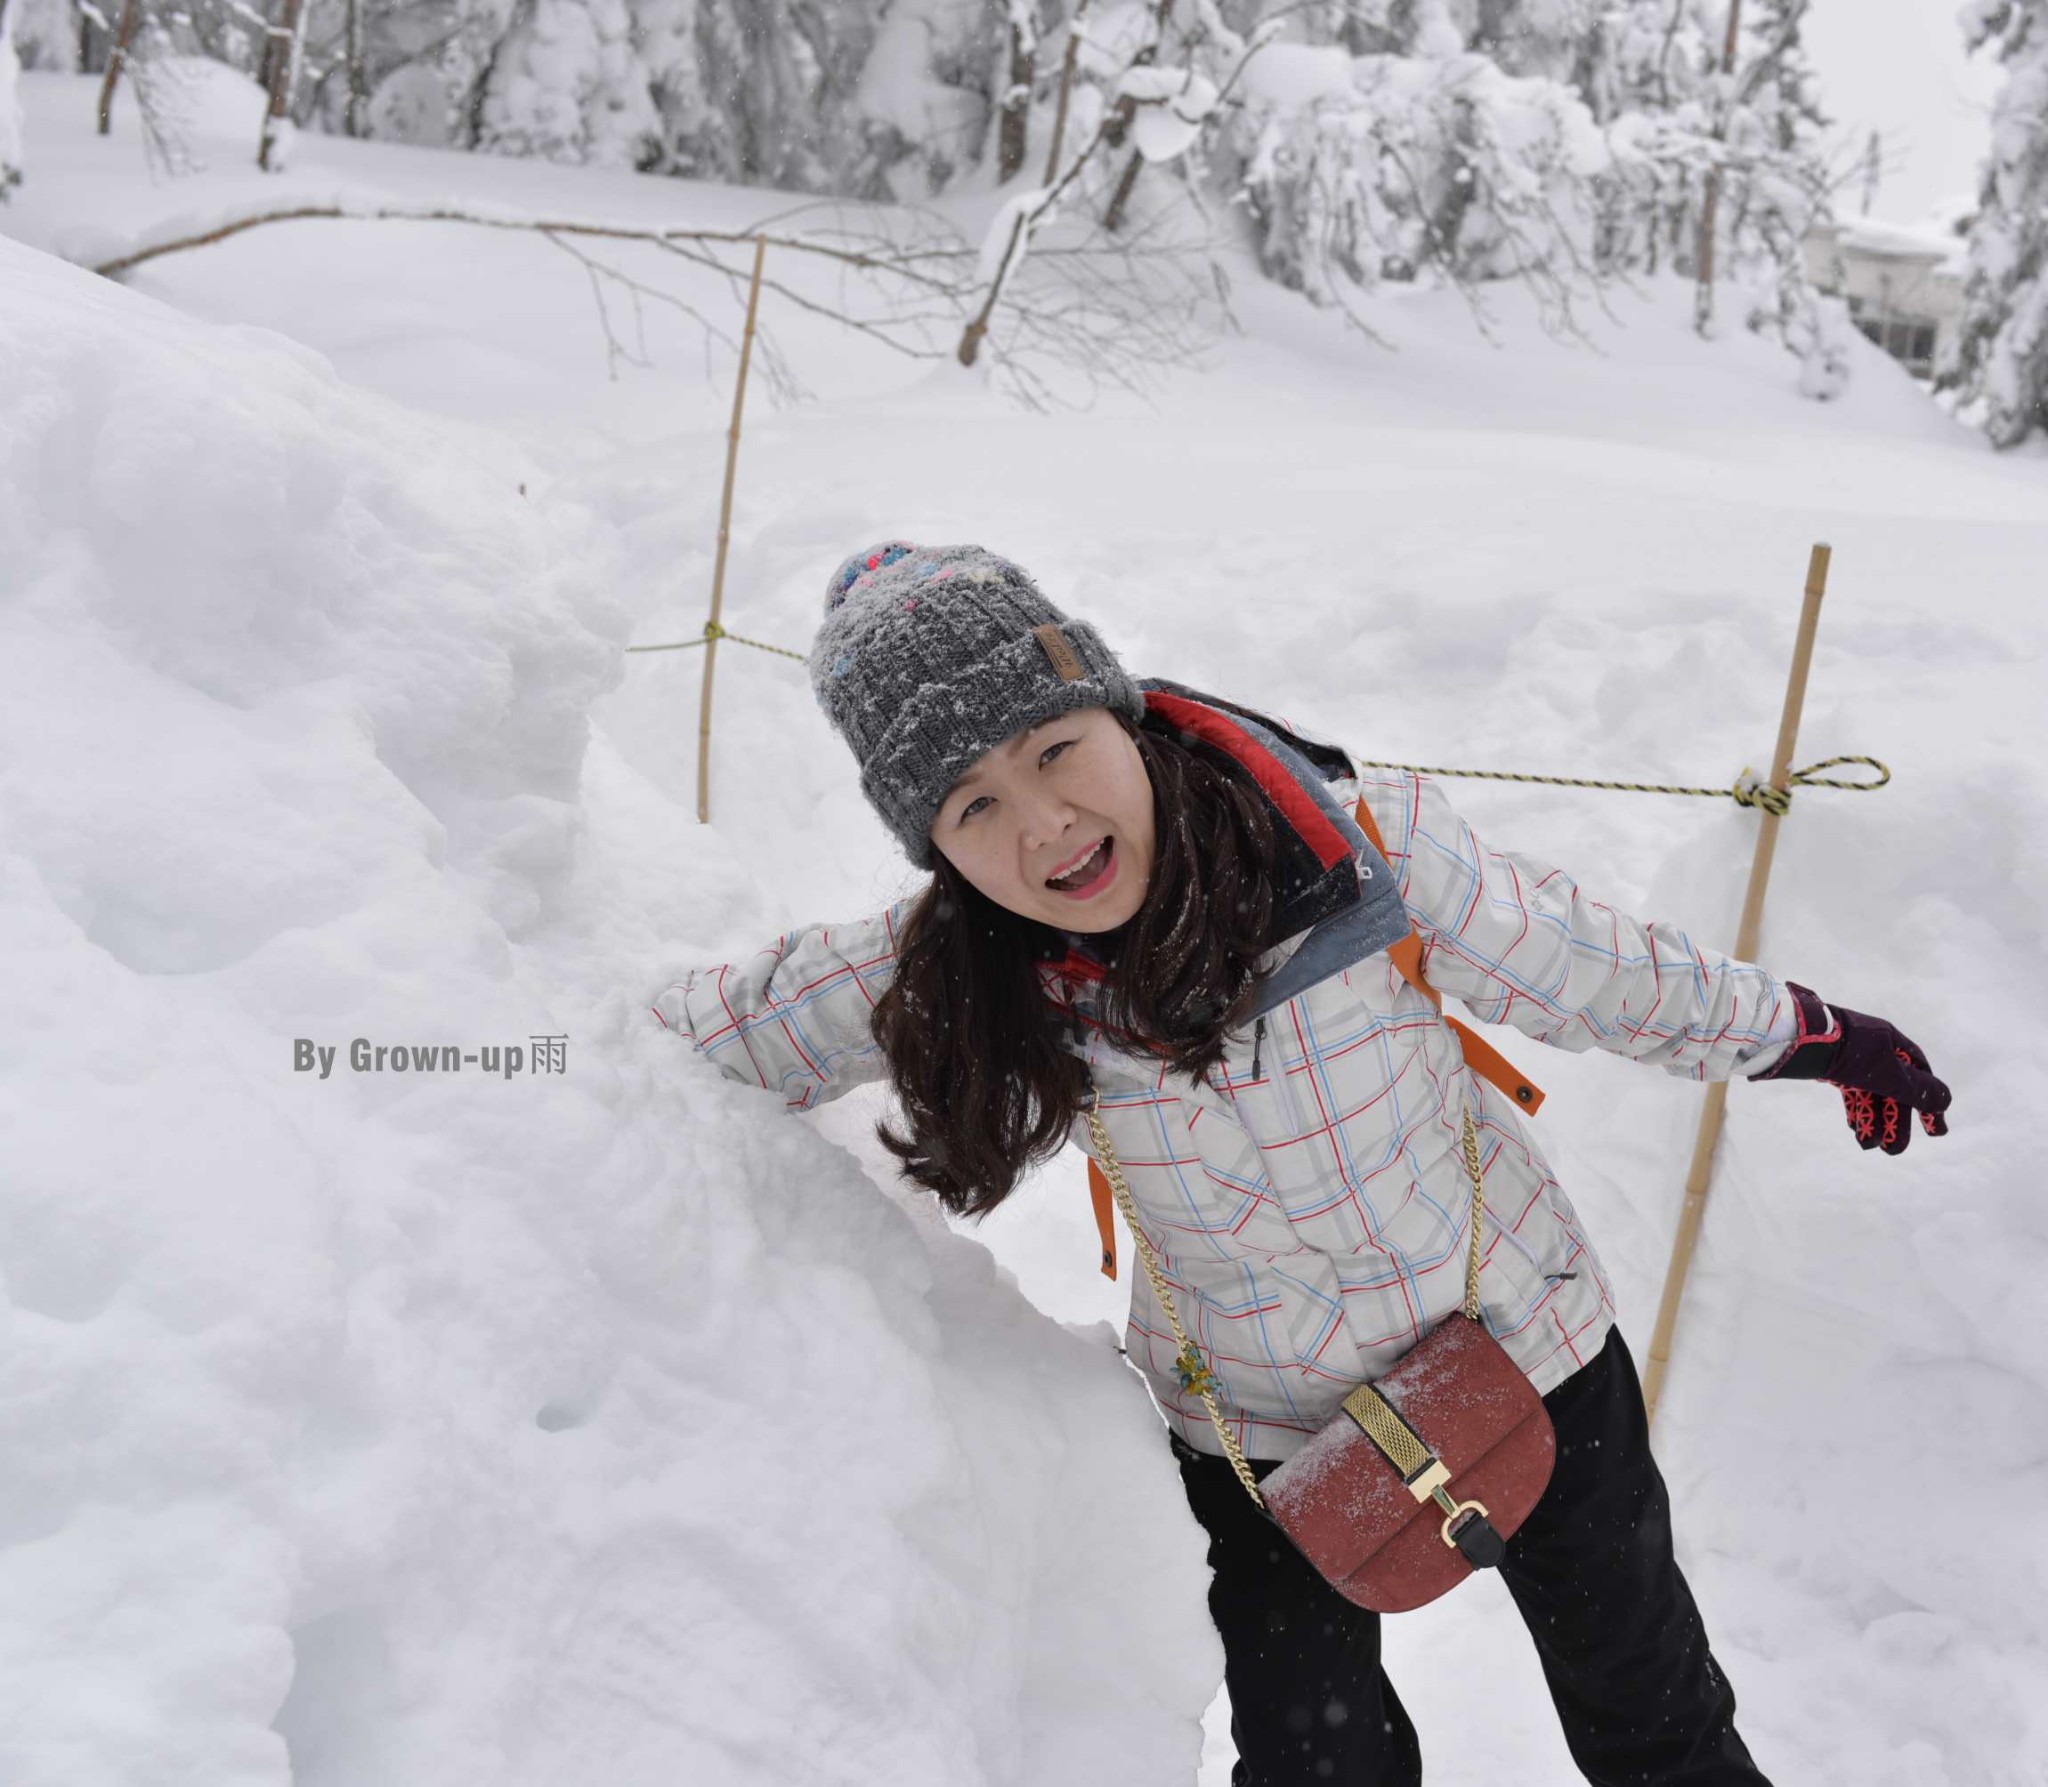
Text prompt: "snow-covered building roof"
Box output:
[[1819, 214, 1970, 277]]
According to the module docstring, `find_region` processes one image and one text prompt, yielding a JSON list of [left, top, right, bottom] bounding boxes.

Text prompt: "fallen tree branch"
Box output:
[[86, 194, 1221, 413], [88, 202, 970, 286]]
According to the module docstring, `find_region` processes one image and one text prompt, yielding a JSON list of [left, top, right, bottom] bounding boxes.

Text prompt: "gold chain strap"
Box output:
[[1457, 1103, 1486, 1323], [1083, 1097, 1490, 1514]]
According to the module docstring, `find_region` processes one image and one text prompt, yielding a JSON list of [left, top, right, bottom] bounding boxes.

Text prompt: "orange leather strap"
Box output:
[[1089, 1158, 1119, 1281], [1352, 796, 1545, 1118], [1080, 791, 1549, 1283]]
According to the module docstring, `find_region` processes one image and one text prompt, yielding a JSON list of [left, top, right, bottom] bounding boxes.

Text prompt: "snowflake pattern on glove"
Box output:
[[1759, 983, 1953, 1157], [1828, 1046, 1946, 1154]]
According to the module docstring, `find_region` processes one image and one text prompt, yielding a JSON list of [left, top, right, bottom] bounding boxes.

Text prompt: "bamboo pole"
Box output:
[[696, 234, 768, 825], [1643, 542, 1831, 1427]]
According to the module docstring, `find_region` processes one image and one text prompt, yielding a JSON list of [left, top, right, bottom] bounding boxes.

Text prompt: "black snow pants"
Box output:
[[1173, 1326, 1774, 1786]]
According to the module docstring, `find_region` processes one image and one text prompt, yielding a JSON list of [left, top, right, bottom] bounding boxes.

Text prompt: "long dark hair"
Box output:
[[869, 709, 1281, 1219]]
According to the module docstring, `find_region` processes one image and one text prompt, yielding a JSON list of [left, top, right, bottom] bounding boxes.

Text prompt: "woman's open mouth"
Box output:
[[1046, 836, 1117, 900]]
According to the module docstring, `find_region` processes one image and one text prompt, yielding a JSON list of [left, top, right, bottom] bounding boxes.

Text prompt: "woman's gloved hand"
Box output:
[[1750, 982, 1952, 1155]]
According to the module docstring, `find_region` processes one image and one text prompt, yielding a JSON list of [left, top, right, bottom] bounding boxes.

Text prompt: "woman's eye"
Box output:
[[956, 739, 1072, 824]]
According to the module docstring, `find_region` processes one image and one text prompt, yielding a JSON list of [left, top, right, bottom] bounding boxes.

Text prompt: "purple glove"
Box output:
[[1750, 982, 1952, 1156]]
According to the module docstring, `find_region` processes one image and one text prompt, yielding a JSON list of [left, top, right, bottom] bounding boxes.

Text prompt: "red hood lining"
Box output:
[[1139, 690, 1353, 873], [1036, 690, 1356, 1004]]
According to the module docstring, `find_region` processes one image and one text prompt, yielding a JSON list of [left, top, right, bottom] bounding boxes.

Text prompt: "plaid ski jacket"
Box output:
[[652, 683, 1795, 1464]]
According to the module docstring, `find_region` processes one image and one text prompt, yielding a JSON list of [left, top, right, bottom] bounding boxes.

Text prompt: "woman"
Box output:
[[653, 540, 1951, 1785]]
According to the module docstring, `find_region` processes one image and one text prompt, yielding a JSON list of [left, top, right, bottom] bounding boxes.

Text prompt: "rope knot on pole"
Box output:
[[1731, 755, 1892, 817], [1731, 772, 1792, 817]]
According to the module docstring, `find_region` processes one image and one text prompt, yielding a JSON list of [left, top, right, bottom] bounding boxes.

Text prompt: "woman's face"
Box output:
[[928, 705, 1156, 933]]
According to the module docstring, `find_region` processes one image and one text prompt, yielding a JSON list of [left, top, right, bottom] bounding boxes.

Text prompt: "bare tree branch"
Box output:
[[86, 192, 1218, 417], [90, 205, 967, 285]]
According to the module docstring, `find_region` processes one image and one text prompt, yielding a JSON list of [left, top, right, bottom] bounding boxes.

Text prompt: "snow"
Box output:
[[1831, 214, 1966, 267], [1116, 67, 1217, 164], [475, 0, 657, 167], [0, 93, 1216, 1785], [975, 184, 1050, 286], [7, 64, 2048, 1787], [1236, 41, 1354, 108]]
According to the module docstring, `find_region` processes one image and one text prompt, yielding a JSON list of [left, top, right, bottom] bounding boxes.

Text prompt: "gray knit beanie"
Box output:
[[810, 541, 1146, 868]]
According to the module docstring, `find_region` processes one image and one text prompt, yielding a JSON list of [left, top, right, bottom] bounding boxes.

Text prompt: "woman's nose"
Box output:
[[1017, 787, 1079, 848]]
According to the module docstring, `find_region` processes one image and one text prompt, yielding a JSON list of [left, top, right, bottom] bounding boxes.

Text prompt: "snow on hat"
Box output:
[[809, 541, 1145, 869]]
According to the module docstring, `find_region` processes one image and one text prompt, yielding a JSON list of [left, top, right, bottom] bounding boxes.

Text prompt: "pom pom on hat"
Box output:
[[826, 541, 919, 610]]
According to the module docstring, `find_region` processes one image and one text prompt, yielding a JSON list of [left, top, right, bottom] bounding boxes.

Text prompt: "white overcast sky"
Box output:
[[1802, 0, 2003, 222]]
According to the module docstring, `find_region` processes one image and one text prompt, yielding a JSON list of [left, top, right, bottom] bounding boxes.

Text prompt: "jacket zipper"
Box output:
[[1250, 1016, 1265, 1081]]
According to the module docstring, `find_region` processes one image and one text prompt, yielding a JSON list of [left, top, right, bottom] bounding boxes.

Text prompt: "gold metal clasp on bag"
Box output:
[[1406, 1459, 1451, 1502], [1342, 1381, 1448, 1501], [1436, 1494, 1490, 1549], [1344, 1377, 1496, 1553]]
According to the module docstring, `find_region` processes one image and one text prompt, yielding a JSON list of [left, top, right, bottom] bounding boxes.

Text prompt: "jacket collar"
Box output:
[[1035, 679, 1405, 1022]]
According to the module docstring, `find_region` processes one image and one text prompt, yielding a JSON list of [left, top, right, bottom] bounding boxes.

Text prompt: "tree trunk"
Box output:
[[95, 0, 142, 135], [1101, 145, 1143, 232], [1041, 0, 1089, 184], [1693, 0, 1744, 335], [79, 1, 111, 75], [257, 0, 305, 170], [1102, 0, 1175, 150], [996, 12, 1034, 183], [1692, 171, 1722, 331], [343, 0, 365, 137], [255, 0, 279, 94]]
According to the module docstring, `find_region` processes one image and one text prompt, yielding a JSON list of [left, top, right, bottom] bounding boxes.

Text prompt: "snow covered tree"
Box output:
[[1471, 0, 1607, 87], [3, 0, 67, 71], [1221, 42, 1606, 318], [470, 0, 656, 165], [847, 0, 1012, 196], [1570, 0, 1717, 273], [1714, 1, 1843, 389], [460, 0, 1036, 195], [1194, 3, 1617, 333], [1568, 0, 1842, 387], [99, 0, 1849, 394], [1575, 0, 1827, 292], [0, 0, 22, 198], [1939, 0, 2048, 448], [995, 0, 1037, 179], [1694, 0, 1828, 327], [1195, 1, 1841, 383]]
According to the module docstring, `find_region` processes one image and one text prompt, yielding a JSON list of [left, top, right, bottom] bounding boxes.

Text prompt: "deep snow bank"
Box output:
[[0, 238, 1216, 1787]]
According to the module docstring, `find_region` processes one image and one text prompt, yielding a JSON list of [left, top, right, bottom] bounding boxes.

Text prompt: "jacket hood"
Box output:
[[1035, 678, 1410, 1028]]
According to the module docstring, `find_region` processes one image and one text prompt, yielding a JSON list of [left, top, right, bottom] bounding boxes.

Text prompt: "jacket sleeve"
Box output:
[[1349, 764, 1795, 1082], [650, 897, 916, 1111]]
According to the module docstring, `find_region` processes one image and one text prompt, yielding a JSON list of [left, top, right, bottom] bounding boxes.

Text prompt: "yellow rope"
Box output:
[[623, 630, 1892, 814], [625, 619, 809, 662], [1350, 754, 1889, 816]]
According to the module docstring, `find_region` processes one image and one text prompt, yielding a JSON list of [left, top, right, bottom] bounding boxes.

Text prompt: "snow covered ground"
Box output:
[[5, 66, 2047, 1787]]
